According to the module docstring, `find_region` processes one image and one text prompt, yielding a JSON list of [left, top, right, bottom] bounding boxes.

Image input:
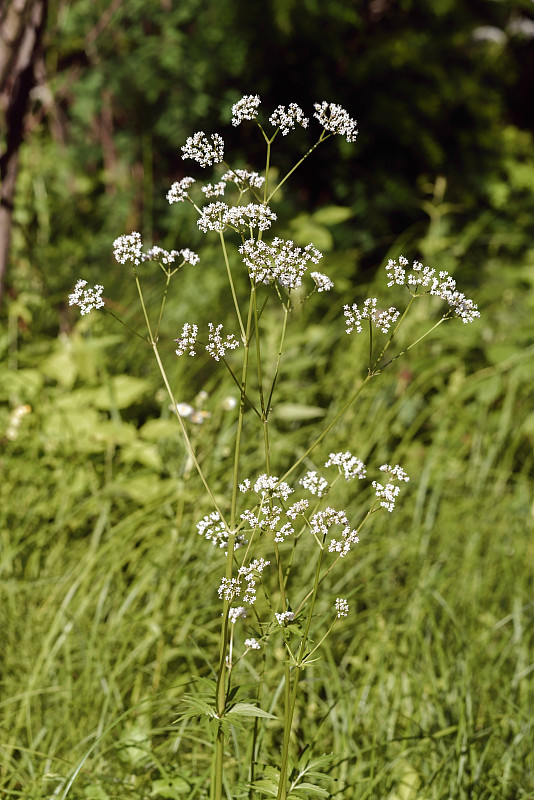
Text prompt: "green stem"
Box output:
[[266, 132, 329, 204], [151, 341, 225, 523], [211, 290, 256, 800], [219, 230, 246, 342]]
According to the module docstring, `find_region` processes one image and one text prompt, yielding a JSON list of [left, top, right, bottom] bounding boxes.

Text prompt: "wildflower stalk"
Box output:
[[219, 229, 246, 341], [71, 96, 479, 800]]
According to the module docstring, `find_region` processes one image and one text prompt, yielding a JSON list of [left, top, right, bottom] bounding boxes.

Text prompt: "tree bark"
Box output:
[[0, 0, 47, 307]]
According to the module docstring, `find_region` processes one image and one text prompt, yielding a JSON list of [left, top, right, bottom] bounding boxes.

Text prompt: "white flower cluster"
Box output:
[[325, 451, 366, 481], [372, 463, 409, 512], [344, 298, 400, 335], [335, 597, 349, 618], [237, 557, 270, 604], [385, 256, 480, 323], [231, 94, 261, 126], [269, 103, 309, 135], [245, 638, 261, 650], [143, 246, 199, 266], [201, 181, 226, 198], [197, 202, 276, 233], [311, 272, 334, 292], [314, 101, 358, 143], [276, 611, 295, 626], [174, 322, 199, 356], [175, 322, 240, 361], [197, 512, 246, 550], [229, 606, 247, 623], [240, 474, 294, 501], [166, 176, 195, 204], [113, 231, 143, 265], [285, 499, 309, 519], [206, 323, 240, 361], [300, 470, 328, 497], [310, 507, 360, 558], [218, 577, 240, 602], [113, 231, 199, 270], [222, 169, 265, 189], [68, 279, 105, 315], [181, 131, 224, 167], [239, 238, 323, 290]]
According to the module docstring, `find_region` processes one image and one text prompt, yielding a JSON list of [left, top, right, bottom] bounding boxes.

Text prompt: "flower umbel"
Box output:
[[175, 323, 199, 356], [113, 231, 143, 265], [269, 103, 309, 135], [335, 598, 349, 618], [314, 102, 358, 143], [182, 131, 224, 167], [69, 280, 105, 315], [231, 94, 261, 126], [206, 323, 240, 361], [239, 238, 323, 290], [166, 177, 196, 204]]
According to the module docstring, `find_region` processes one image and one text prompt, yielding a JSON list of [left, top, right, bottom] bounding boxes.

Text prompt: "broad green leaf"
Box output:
[[312, 204, 353, 225], [227, 702, 277, 720], [140, 417, 181, 440], [150, 776, 191, 797], [273, 403, 326, 421], [92, 375, 151, 409], [0, 368, 43, 401]]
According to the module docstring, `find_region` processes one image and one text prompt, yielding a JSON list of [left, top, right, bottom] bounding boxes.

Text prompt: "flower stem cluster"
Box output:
[[385, 255, 480, 323], [239, 238, 324, 290], [68, 280, 105, 315]]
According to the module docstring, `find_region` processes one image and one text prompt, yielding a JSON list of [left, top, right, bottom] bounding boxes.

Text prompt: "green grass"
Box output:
[[2, 242, 534, 798]]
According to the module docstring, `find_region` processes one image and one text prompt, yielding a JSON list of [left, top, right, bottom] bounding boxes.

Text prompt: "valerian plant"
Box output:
[[69, 95, 479, 800]]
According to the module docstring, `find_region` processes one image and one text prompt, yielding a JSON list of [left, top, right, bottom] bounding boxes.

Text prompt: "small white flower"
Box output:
[[222, 395, 238, 411], [218, 577, 241, 601], [374, 306, 400, 334], [286, 499, 309, 519], [166, 177, 195, 204], [201, 181, 226, 198], [175, 402, 194, 418], [222, 169, 265, 189], [344, 299, 399, 335], [68, 279, 105, 315], [372, 480, 400, 513], [182, 131, 224, 167], [143, 246, 198, 267], [197, 202, 228, 233], [180, 248, 200, 266], [239, 238, 322, 290], [335, 597, 349, 618], [240, 509, 259, 528], [379, 464, 410, 482], [325, 452, 366, 481], [229, 606, 247, 623], [299, 470, 328, 497], [206, 322, 240, 361], [385, 255, 409, 287], [313, 101, 358, 143], [276, 611, 295, 626], [311, 271, 334, 292], [174, 323, 199, 356], [113, 231, 143, 265], [244, 638, 261, 650], [269, 103, 309, 135], [253, 474, 293, 501], [231, 94, 261, 126], [274, 522, 295, 543]]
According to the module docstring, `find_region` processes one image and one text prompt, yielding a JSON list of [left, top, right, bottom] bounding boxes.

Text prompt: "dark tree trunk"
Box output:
[[0, 0, 47, 307]]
